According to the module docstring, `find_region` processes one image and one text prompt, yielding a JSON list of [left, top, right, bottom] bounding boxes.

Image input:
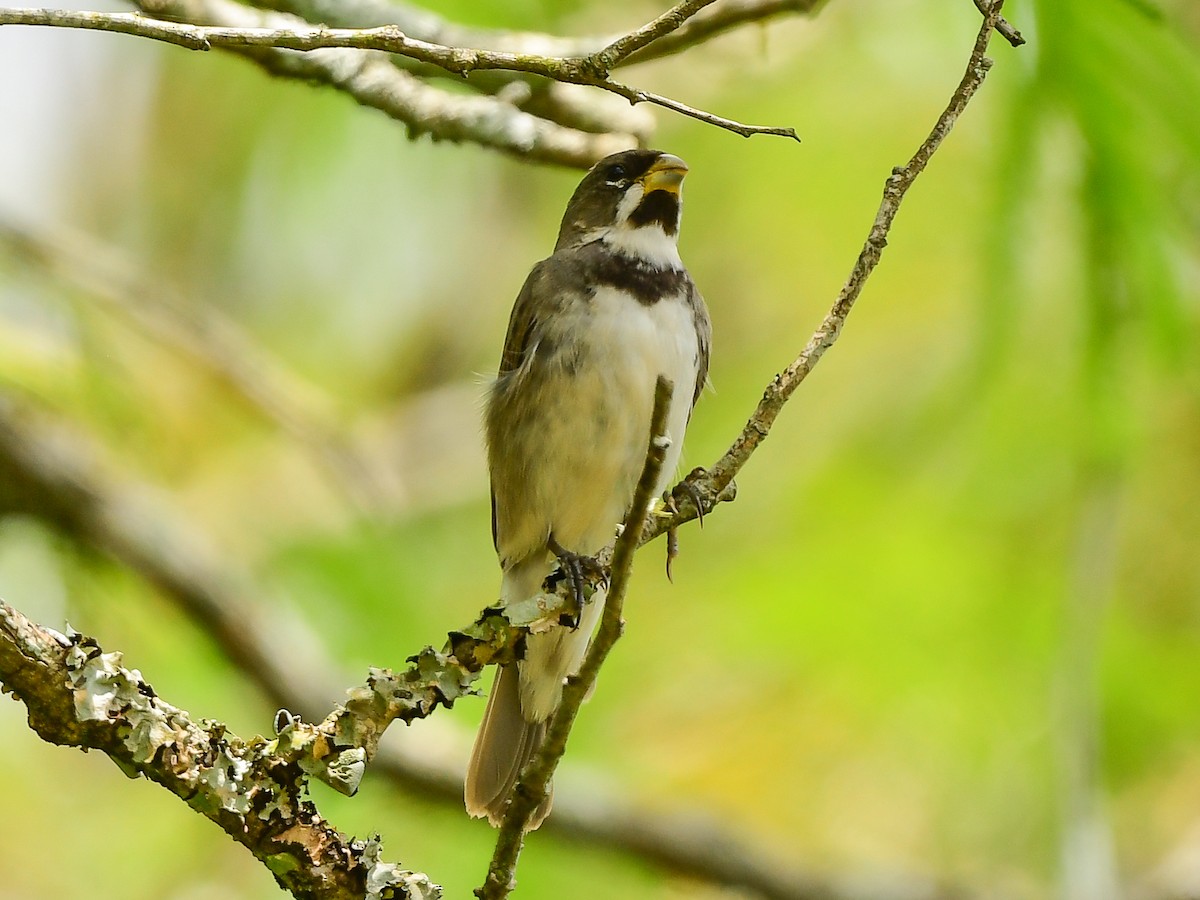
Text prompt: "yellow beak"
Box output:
[[640, 154, 689, 195]]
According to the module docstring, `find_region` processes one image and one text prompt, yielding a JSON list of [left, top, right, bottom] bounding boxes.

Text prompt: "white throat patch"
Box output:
[[601, 224, 684, 269], [577, 180, 684, 269]]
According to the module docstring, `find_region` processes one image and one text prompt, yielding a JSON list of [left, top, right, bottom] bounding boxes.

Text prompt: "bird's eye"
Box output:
[[604, 163, 627, 183]]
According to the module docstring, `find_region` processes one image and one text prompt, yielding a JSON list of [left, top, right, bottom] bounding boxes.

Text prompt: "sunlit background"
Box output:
[[2, 0, 1199, 897]]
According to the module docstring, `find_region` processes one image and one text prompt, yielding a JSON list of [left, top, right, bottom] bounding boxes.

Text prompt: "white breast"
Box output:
[[582, 284, 698, 497]]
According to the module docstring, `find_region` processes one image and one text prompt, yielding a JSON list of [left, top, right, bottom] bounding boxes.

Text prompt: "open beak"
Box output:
[[640, 154, 689, 195]]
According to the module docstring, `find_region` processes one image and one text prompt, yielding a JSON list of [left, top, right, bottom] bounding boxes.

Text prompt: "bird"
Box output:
[[465, 148, 711, 831]]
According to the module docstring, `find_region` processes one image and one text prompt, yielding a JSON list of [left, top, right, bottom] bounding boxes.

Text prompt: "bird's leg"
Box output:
[[547, 535, 609, 627]]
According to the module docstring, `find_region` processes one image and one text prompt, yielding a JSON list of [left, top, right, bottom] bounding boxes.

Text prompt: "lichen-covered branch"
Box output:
[[0, 600, 438, 900], [46, 0, 633, 167], [0, 393, 941, 900], [478, 377, 676, 900], [274, 582, 593, 794], [646, 0, 1016, 538]]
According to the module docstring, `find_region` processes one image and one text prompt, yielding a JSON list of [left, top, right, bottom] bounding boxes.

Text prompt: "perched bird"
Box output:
[[465, 149, 711, 830]]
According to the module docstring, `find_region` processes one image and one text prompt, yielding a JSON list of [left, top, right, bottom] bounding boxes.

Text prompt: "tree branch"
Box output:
[[0, 4, 799, 144], [0, 599, 439, 900], [646, 0, 1017, 538], [478, 377, 675, 899], [0, 393, 950, 900], [247, 0, 818, 65], [584, 0, 720, 74], [0, 3, 1021, 895], [972, 0, 1024, 47], [240, 0, 822, 140]]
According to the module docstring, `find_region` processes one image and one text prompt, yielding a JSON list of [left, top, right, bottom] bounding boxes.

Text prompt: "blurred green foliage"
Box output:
[[1, 1, 1199, 898]]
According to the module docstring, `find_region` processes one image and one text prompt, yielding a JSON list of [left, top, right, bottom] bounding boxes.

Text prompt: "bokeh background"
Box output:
[[2, 0, 1199, 897]]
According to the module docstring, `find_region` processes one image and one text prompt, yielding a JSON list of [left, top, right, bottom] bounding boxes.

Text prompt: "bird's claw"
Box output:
[[547, 536, 609, 626], [662, 470, 710, 581], [671, 475, 708, 528]]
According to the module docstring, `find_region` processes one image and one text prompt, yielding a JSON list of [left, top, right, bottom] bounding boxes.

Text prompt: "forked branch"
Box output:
[[0, 4, 798, 142]]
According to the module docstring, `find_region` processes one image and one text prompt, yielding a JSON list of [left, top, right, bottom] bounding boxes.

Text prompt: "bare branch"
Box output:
[[478, 377, 676, 899], [0, 4, 798, 145], [248, 0, 818, 65], [586, 0, 721, 73], [972, 0, 1024, 47], [621, 0, 827, 67], [648, 0, 1016, 536], [246, 0, 820, 138], [620, 83, 799, 140], [0, 599, 438, 900]]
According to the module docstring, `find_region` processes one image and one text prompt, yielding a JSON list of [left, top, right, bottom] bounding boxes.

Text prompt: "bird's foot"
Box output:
[[547, 536, 609, 626], [661, 470, 709, 581]]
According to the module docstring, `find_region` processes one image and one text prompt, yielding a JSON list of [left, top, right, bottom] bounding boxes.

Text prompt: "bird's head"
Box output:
[[555, 149, 688, 267]]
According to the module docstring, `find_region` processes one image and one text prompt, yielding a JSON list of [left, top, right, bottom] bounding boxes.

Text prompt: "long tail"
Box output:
[[464, 562, 606, 829], [464, 663, 552, 828]]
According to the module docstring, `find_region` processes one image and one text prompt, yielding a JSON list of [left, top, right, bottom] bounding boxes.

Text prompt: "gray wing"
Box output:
[[497, 263, 546, 379], [688, 279, 712, 412], [489, 257, 565, 549]]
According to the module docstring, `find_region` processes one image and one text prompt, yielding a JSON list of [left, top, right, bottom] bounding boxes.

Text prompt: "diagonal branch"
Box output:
[[0, 392, 956, 900], [621, 0, 828, 67], [972, 0, 1024, 47], [584, 0, 720, 73], [644, 0, 1017, 538], [0, 599, 438, 900], [478, 377, 676, 899]]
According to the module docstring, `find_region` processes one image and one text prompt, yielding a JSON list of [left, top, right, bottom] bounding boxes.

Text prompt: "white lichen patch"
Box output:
[[359, 835, 442, 900], [64, 640, 257, 816], [323, 747, 366, 796], [198, 747, 253, 815]]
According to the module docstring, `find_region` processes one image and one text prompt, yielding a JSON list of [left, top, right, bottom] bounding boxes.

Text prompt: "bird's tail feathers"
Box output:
[[464, 663, 553, 829], [465, 559, 604, 829]]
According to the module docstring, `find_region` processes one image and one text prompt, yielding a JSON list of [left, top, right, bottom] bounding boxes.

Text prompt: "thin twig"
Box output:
[[586, 0, 720, 73], [622, 0, 827, 67], [646, 0, 1014, 538], [0, 5, 799, 142], [478, 377, 676, 900], [972, 0, 1024, 47]]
